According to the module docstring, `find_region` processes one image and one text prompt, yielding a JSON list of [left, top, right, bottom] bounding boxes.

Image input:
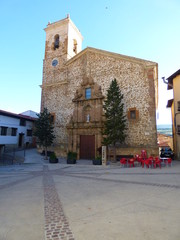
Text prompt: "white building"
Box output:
[[0, 110, 36, 154]]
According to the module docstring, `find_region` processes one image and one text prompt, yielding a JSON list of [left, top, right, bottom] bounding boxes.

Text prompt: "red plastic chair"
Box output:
[[134, 154, 143, 166], [144, 159, 150, 168], [128, 158, 135, 168], [120, 158, 127, 167], [141, 150, 147, 160], [141, 159, 145, 168], [148, 156, 154, 168], [154, 157, 161, 169], [165, 158, 172, 167], [141, 159, 146, 168], [143, 157, 153, 168]]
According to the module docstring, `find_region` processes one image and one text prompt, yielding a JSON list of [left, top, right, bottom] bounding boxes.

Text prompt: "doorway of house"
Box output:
[[18, 133, 24, 147], [80, 135, 95, 159]]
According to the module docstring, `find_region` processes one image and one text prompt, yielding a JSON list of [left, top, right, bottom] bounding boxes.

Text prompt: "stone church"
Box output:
[[40, 15, 159, 159]]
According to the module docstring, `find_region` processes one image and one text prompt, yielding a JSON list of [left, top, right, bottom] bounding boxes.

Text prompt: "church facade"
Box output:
[[40, 15, 159, 159]]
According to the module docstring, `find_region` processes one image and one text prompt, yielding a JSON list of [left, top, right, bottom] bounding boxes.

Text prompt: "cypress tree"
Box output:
[[102, 78, 127, 161]]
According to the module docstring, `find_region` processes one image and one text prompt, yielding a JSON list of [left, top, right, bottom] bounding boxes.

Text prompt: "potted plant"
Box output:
[[93, 156, 102, 165], [67, 151, 77, 164], [49, 152, 58, 163]]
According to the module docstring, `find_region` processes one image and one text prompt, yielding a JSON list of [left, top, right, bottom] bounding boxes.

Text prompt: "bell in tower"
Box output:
[[54, 35, 59, 50]]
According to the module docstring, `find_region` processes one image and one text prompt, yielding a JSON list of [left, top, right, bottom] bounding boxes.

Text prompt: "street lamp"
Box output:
[[162, 77, 173, 88]]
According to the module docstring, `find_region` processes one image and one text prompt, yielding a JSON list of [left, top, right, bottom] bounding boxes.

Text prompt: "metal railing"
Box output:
[[0, 147, 26, 165]]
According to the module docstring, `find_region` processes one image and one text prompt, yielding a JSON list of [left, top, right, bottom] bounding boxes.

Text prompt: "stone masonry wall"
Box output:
[[85, 51, 157, 147], [41, 49, 158, 157]]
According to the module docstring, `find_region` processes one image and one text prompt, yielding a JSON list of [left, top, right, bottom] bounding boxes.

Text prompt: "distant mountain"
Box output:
[[157, 124, 172, 129], [157, 124, 172, 136]]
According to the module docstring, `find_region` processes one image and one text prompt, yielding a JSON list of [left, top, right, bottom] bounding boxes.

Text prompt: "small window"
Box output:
[[128, 108, 139, 120], [177, 125, 180, 135], [85, 88, 91, 99], [178, 101, 180, 111], [130, 110, 136, 119], [27, 129, 32, 136], [1, 127, 8, 136], [20, 118, 26, 126], [11, 128, 17, 136]]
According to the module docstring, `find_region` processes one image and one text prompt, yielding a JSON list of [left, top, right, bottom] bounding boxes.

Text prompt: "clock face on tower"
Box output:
[[52, 59, 58, 67]]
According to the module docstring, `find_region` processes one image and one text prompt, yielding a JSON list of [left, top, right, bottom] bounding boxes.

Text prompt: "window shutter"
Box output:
[[128, 108, 139, 120]]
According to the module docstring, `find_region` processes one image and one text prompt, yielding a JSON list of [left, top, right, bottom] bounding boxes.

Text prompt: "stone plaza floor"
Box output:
[[0, 149, 180, 240]]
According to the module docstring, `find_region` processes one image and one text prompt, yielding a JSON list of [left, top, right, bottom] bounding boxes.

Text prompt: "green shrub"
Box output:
[[67, 151, 77, 160], [95, 156, 102, 161], [50, 152, 57, 160], [49, 152, 58, 163]]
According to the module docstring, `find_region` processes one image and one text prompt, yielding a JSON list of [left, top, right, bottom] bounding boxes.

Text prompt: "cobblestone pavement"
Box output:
[[43, 165, 74, 240], [0, 149, 180, 240]]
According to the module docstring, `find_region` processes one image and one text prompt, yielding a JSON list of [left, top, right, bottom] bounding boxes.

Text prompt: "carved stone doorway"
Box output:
[[80, 135, 95, 159], [67, 75, 104, 160]]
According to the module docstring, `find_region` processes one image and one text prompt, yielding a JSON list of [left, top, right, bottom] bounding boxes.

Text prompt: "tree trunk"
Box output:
[[113, 144, 116, 162]]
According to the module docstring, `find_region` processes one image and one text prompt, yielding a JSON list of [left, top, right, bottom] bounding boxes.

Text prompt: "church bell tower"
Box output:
[[44, 14, 83, 62], [41, 15, 83, 110]]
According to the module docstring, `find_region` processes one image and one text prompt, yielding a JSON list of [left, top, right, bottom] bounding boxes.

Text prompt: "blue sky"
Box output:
[[0, 0, 180, 124]]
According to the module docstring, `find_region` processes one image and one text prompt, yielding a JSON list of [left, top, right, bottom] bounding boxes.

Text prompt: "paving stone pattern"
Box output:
[[66, 173, 180, 189], [43, 165, 75, 240]]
